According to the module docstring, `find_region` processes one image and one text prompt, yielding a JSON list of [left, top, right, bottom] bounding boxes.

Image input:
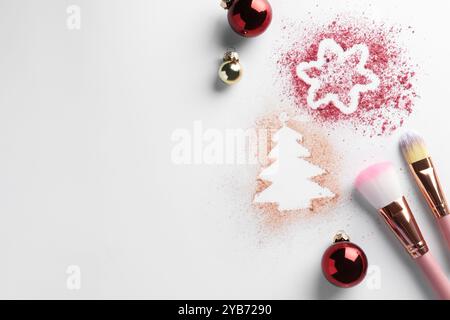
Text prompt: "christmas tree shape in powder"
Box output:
[[254, 117, 335, 211]]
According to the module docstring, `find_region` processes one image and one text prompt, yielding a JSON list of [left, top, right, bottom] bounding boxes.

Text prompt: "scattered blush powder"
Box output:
[[278, 15, 417, 136], [253, 110, 341, 230]]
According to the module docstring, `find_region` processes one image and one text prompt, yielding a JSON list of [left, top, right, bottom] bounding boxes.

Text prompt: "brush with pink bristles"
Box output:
[[355, 162, 450, 300]]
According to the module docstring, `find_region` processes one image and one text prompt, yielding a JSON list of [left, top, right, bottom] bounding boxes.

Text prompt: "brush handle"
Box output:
[[416, 252, 450, 300], [438, 215, 450, 251]]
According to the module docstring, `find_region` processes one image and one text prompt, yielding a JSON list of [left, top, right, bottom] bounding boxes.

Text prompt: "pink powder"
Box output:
[[278, 16, 417, 136]]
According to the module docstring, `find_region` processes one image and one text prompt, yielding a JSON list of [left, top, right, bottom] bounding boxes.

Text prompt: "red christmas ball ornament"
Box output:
[[221, 0, 272, 37], [321, 231, 368, 288]]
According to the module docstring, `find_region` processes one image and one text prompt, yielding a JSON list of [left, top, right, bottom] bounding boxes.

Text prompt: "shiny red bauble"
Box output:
[[227, 0, 272, 37], [321, 237, 368, 288]]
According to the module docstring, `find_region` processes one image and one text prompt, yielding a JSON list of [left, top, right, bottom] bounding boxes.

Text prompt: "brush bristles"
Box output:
[[355, 162, 403, 209], [399, 131, 429, 164]]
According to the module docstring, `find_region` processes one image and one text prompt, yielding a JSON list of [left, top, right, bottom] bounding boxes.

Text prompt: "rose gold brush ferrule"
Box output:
[[410, 157, 449, 219], [379, 196, 429, 259]]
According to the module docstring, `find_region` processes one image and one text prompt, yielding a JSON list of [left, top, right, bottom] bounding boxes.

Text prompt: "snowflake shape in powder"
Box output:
[[296, 38, 380, 115]]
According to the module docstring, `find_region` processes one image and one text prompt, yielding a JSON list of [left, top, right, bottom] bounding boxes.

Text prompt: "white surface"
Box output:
[[1, 0, 450, 299]]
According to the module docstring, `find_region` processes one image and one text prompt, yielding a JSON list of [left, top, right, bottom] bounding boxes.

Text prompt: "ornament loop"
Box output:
[[223, 50, 239, 62], [333, 230, 350, 243], [220, 0, 234, 10]]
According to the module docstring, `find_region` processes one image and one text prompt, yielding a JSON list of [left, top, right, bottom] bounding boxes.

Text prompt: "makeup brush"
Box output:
[[355, 162, 450, 300], [400, 131, 450, 250]]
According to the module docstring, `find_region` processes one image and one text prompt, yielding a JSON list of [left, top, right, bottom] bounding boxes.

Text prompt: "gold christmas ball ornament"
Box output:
[[218, 51, 242, 85]]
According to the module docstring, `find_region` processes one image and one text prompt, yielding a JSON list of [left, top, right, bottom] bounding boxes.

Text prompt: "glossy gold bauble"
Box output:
[[218, 51, 242, 85]]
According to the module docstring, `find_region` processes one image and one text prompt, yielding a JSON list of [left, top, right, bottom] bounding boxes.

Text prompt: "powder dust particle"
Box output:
[[278, 15, 417, 136]]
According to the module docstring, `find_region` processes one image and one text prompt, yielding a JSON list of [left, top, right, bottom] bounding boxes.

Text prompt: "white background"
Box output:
[[1, 0, 450, 299]]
